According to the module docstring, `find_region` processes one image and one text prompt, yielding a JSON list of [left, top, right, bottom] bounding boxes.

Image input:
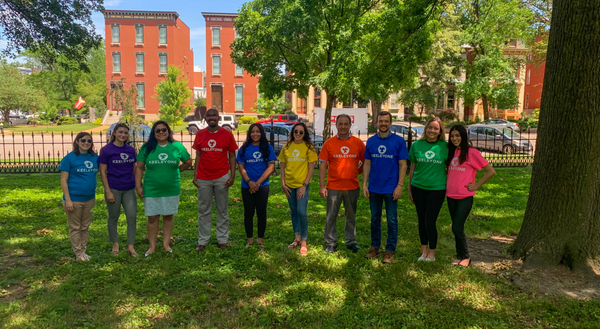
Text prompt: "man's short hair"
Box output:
[[377, 111, 393, 122], [206, 108, 218, 115], [336, 114, 352, 125]]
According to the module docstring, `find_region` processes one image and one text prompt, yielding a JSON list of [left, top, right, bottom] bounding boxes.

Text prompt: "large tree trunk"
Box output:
[[323, 90, 335, 140], [509, 0, 600, 272], [371, 100, 382, 128], [481, 94, 490, 120], [2, 109, 10, 128]]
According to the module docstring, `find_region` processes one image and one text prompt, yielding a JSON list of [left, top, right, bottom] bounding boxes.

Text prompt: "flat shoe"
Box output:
[[288, 240, 300, 249], [300, 244, 308, 256], [418, 256, 426, 261], [424, 257, 435, 262]]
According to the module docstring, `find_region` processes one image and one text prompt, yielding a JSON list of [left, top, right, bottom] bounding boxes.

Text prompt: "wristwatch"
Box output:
[[303, 182, 309, 187], [245, 178, 250, 184]]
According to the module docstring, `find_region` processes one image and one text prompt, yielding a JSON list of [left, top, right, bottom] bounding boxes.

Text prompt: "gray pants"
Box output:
[[197, 173, 230, 245], [106, 188, 137, 245], [324, 188, 359, 247]]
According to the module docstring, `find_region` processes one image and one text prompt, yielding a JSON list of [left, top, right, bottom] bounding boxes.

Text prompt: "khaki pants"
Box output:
[[63, 199, 95, 257], [197, 173, 230, 246]]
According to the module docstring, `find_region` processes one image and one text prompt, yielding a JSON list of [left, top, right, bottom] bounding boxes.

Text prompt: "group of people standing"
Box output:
[[59, 108, 495, 267]]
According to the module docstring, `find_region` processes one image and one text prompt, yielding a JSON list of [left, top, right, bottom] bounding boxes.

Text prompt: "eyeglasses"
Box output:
[[294, 130, 304, 135], [155, 128, 168, 133], [79, 139, 93, 144]]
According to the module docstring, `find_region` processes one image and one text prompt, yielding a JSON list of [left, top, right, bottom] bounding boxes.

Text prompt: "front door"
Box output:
[[211, 85, 223, 112]]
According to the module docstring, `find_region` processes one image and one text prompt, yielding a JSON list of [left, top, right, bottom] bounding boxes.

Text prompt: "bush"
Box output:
[[437, 109, 457, 122], [239, 116, 257, 124], [175, 121, 183, 126], [93, 118, 102, 125], [56, 116, 79, 126]]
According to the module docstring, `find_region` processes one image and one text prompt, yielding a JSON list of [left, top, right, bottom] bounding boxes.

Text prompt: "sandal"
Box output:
[[300, 244, 308, 256], [288, 239, 300, 249], [459, 258, 471, 267], [257, 243, 265, 249], [451, 259, 461, 266]]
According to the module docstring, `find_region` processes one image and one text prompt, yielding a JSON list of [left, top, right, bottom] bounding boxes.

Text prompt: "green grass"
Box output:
[[1, 168, 599, 328], [4, 123, 98, 133]]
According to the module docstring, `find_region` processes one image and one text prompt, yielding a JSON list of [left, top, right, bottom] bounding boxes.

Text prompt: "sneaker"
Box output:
[[346, 244, 361, 253], [365, 246, 380, 259], [195, 245, 207, 253], [383, 251, 394, 263], [325, 246, 336, 253]]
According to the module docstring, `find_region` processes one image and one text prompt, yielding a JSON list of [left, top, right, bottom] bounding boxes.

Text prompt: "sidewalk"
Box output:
[[84, 125, 110, 133]]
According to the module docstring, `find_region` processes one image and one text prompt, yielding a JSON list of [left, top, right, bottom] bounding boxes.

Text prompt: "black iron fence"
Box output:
[[0, 126, 536, 174]]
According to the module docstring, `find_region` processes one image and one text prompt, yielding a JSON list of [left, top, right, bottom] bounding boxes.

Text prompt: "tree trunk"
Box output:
[[323, 90, 335, 140], [509, 0, 600, 272], [2, 109, 10, 128], [481, 94, 490, 120], [371, 100, 382, 128]]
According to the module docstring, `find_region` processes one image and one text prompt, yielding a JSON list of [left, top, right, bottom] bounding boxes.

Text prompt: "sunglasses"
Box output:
[[294, 130, 305, 135], [155, 128, 168, 133], [79, 139, 93, 144]]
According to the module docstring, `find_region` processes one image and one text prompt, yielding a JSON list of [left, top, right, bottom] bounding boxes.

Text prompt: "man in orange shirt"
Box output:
[[319, 114, 365, 253]]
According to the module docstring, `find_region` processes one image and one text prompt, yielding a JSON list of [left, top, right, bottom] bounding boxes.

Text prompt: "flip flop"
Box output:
[[452, 259, 461, 266], [300, 244, 308, 256]]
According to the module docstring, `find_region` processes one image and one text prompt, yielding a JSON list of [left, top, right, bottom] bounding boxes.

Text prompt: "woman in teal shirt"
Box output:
[[408, 117, 448, 262], [135, 121, 192, 257]]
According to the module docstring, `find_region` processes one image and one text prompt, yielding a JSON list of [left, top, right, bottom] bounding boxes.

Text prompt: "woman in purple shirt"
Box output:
[[99, 123, 138, 257]]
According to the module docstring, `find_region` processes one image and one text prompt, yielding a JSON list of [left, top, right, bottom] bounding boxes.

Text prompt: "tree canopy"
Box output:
[[0, 64, 45, 127], [154, 65, 193, 127]]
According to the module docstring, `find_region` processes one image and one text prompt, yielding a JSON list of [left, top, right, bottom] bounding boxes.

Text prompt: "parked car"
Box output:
[[261, 122, 324, 155], [390, 123, 424, 139], [466, 124, 533, 154], [2, 115, 28, 125], [481, 119, 519, 131], [255, 114, 299, 124], [106, 123, 152, 145], [186, 114, 237, 134]]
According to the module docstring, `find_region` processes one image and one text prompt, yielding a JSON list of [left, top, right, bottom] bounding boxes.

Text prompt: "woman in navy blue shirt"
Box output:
[[59, 132, 99, 261], [236, 123, 276, 248]]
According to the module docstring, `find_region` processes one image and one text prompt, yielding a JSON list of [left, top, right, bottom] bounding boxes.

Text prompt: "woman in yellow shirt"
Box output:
[[277, 122, 318, 256]]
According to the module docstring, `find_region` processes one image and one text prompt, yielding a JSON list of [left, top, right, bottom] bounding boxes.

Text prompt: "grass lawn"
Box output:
[[4, 123, 98, 133], [1, 168, 599, 328]]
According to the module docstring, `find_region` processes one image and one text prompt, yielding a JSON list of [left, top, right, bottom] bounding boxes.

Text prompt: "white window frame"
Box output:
[[136, 84, 145, 108], [159, 26, 167, 45], [135, 25, 144, 43], [212, 54, 221, 75], [112, 52, 121, 72], [159, 54, 168, 74], [136, 53, 144, 73], [211, 27, 221, 47], [235, 85, 244, 110], [235, 64, 243, 76]]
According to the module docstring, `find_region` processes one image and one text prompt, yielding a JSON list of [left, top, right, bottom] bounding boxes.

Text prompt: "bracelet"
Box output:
[[303, 182, 309, 187]]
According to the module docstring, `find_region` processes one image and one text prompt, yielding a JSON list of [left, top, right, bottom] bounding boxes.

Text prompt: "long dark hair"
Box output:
[[72, 132, 95, 156], [240, 123, 271, 161], [144, 120, 175, 156], [283, 122, 315, 152], [448, 125, 470, 166], [110, 123, 130, 143]]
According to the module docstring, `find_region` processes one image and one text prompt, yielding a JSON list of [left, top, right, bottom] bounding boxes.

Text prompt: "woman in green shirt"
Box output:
[[408, 117, 448, 262], [135, 121, 192, 257]]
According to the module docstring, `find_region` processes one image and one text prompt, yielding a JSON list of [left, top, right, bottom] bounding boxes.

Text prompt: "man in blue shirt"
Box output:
[[362, 111, 409, 263]]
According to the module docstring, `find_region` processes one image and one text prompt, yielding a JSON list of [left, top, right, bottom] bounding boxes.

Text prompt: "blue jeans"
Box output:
[[287, 185, 310, 240], [369, 192, 398, 253]]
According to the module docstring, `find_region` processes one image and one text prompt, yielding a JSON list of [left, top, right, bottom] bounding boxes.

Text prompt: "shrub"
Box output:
[[56, 116, 79, 125], [437, 109, 458, 122], [239, 116, 257, 124], [93, 118, 102, 125], [175, 121, 183, 126]]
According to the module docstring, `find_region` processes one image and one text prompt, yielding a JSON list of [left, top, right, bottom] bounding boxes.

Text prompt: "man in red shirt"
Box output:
[[192, 108, 238, 251], [318, 114, 365, 253]]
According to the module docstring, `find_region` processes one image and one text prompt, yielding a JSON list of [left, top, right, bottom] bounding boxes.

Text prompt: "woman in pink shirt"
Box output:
[[446, 125, 496, 267]]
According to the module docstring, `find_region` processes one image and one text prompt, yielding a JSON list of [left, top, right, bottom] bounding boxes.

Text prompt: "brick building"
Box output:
[[104, 10, 194, 121], [202, 12, 259, 115], [524, 61, 545, 114]]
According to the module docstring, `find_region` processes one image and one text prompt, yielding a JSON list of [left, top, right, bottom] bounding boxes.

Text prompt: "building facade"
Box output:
[[203, 12, 259, 115], [193, 65, 206, 99], [524, 61, 545, 115], [104, 10, 195, 121]]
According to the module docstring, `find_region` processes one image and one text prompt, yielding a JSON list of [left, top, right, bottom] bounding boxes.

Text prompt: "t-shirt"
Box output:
[[98, 142, 136, 191], [192, 128, 238, 180], [236, 144, 277, 189], [277, 142, 318, 189], [137, 142, 191, 198], [447, 148, 489, 199], [364, 133, 409, 194], [408, 140, 449, 190], [319, 135, 365, 190], [58, 151, 99, 202]]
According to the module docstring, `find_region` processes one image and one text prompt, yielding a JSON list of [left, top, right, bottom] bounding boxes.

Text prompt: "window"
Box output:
[[212, 28, 221, 46], [159, 54, 167, 73], [447, 89, 455, 109], [111, 25, 120, 43], [135, 25, 144, 43], [235, 64, 243, 76], [314, 89, 321, 108], [525, 93, 529, 109], [159, 26, 167, 44], [112, 52, 121, 72], [212, 56, 221, 75], [437, 90, 444, 109], [136, 53, 144, 72], [136, 84, 145, 108], [526, 70, 531, 85], [257, 84, 261, 99], [235, 86, 243, 110]]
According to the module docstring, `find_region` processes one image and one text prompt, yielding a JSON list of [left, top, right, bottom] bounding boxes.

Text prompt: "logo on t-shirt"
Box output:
[[201, 138, 224, 152], [84, 161, 93, 169], [341, 146, 350, 155], [292, 149, 300, 158], [253, 151, 262, 159], [120, 153, 129, 160], [77, 160, 97, 172], [158, 153, 168, 161], [425, 150, 435, 159], [378, 145, 387, 155], [417, 149, 443, 164], [208, 139, 217, 148], [451, 157, 459, 167], [449, 156, 465, 171]]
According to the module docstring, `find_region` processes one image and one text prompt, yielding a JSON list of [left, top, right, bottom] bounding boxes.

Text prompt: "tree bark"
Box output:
[[2, 109, 10, 128], [323, 90, 335, 140], [509, 0, 600, 272], [371, 100, 382, 128], [481, 94, 490, 120]]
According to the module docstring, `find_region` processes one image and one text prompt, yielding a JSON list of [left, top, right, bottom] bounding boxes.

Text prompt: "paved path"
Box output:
[[84, 125, 110, 133]]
